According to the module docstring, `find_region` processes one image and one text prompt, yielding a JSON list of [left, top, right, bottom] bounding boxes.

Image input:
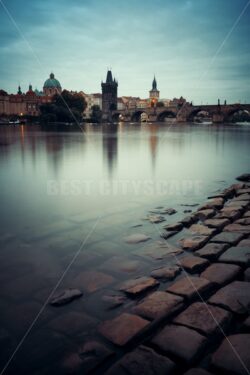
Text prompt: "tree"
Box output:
[[90, 105, 102, 123], [39, 90, 87, 123], [53, 90, 87, 114]]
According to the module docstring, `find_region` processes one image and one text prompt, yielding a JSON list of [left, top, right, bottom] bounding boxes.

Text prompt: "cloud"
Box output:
[[0, 0, 249, 103]]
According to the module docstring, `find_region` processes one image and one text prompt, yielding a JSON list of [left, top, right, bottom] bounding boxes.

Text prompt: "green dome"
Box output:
[[43, 73, 61, 89]]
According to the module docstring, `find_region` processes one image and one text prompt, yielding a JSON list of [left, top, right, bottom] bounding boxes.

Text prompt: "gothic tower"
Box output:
[[149, 76, 160, 107], [101, 70, 118, 115]]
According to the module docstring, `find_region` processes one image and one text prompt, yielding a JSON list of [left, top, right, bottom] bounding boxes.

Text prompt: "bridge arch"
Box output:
[[225, 108, 250, 123], [187, 108, 212, 122], [112, 112, 124, 122], [157, 110, 176, 122], [131, 110, 147, 122]]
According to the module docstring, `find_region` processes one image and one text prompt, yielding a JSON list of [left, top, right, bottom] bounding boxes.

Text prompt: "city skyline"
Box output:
[[0, 0, 250, 104]]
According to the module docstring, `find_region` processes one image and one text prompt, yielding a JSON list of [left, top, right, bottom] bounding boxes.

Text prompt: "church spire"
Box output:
[[152, 76, 157, 90], [17, 85, 22, 95]]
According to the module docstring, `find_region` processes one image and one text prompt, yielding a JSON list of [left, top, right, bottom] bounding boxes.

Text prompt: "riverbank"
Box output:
[[50, 175, 249, 374]]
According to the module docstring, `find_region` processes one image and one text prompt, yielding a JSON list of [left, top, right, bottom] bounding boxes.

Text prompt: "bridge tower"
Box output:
[[101, 70, 118, 120], [149, 76, 160, 107]]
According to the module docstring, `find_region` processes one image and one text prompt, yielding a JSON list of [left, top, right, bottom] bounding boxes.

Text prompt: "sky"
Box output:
[[0, 0, 250, 104]]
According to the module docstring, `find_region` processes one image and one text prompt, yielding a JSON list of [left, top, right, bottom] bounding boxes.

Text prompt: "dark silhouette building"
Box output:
[[101, 70, 118, 116]]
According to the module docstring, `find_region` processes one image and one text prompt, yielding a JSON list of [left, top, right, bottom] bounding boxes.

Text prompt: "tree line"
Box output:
[[40, 90, 102, 123]]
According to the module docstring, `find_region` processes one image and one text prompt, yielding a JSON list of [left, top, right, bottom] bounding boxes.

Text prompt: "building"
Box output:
[[101, 70, 118, 114], [0, 85, 45, 117], [120, 96, 141, 110], [117, 97, 125, 110], [0, 73, 62, 117], [161, 98, 171, 107], [149, 76, 160, 107], [80, 92, 102, 118], [137, 99, 148, 108], [43, 72, 62, 96]]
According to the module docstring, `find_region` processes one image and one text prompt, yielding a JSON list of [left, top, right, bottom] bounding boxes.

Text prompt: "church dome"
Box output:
[[43, 73, 61, 89]]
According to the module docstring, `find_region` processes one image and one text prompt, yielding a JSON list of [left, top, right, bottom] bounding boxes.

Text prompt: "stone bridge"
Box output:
[[111, 103, 250, 123]]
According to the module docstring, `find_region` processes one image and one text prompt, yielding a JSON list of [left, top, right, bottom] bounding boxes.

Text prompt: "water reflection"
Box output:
[[147, 124, 159, 171], [102, 124, 118, 177], [45, 134, 66, 176]]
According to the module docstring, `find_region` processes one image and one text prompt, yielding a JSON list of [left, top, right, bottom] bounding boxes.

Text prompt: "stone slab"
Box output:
[[160, 230, 178, 240], [146, 214, 166, 224], [234, 192, 250, 201], [134, 241, 183, 260], [167, 276, 213, 300], [239, 239, 250, 246], [215, 208, 242, 221], [211, 232, 244, 245], [243, 210, 250, 218], [195, 243, 228, 261], [106, 345, 175, 375], [203, 218, 230, 230], [152, 324, 207, 364], [180, 215, 196, 227], [150, 266, 181, 280], [212, 334, 250, 375], [218, 246, 250, 266], [209, 281, 250, 314], [199, 198, 224, 210], [179, 236, 209, 251], [155, 207, 176, 215], [133, 291, 183, 320], [236, 188, 250, 195], [49, 288, 83, 306], [119, 277, 159, 296], [226, 200, 249, 209], [164, 222, 183, 231], [201, 263, 241, 286], [195, 209, 216, 221], [178, 256, 209, 273], [236, 218, 250, 225], [234, 193, 250, 201], [174, 302, 231, 336], [98, 313, 149, 346], [224, 223, 250, 234], [189, 224, 216, 237], [124, 234, 151, 244]]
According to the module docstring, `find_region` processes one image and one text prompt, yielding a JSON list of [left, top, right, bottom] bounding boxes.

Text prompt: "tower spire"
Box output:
[[106, 70, 113, 83], [152, 75, 157, 90]]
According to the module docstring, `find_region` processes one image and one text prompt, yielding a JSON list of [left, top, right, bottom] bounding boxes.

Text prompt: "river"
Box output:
[[0, 122, 249, 373]]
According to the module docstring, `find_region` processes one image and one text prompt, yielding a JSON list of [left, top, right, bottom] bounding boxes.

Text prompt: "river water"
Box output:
[[0, 122, 249, 374]]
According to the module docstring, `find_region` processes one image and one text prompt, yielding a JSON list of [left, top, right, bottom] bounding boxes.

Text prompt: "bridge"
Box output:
[[110, 103, 250, 123]]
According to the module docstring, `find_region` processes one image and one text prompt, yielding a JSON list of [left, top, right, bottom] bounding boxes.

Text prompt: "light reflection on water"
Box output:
[[0, 122, 249, 373]]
